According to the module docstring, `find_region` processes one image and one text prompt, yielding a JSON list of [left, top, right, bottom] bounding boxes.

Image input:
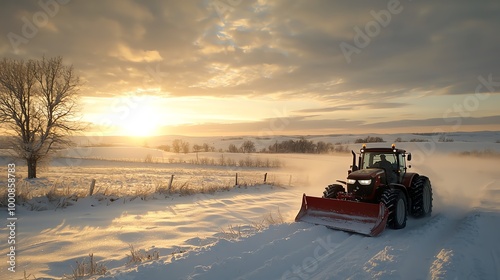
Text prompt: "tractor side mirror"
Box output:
[[407, 153, 412, 161]]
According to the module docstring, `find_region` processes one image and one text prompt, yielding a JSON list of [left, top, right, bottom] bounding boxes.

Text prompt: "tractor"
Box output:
[[295, 144, 433, 236]]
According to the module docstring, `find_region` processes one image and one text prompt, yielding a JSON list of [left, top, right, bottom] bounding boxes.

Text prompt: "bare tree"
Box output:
[[192, 144, 202, 153], [181, 141, 190, 154], [241, 140, 256, 153], [172, 139, 181, 153], [228, 143, 238, 153], [0, 56, 81, 178]]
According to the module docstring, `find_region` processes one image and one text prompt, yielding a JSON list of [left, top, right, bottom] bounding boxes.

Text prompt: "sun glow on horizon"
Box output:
[[83, 95, 174, 137], [117, 104, 160, 137], [82, 95, 298, 136]]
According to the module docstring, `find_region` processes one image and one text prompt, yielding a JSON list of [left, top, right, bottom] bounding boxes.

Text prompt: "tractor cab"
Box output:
[[353, 144, 411, 185], [361, 145, 409, 184]]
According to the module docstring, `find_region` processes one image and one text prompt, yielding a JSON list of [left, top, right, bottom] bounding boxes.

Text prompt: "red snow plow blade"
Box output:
[[295, 194, 389, 237]]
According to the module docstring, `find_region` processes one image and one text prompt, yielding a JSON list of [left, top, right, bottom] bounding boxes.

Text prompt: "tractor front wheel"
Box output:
[[323, 184, 345, 199], [381, 189, 407, 229]]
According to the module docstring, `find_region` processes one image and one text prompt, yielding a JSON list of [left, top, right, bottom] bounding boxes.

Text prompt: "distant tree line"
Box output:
[[227, 140, 256, 153], [192, 143, 217, 152], [158, 139, 256, 154], [266, 138, 349, 154], [158, 140, 216, 154], [157, 138, 349, 154], [354, 136, 385, 143], [394, 137, 429, 143]]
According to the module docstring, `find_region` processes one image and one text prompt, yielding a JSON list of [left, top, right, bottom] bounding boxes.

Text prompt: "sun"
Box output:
[[120, 107, 159, 137], [113, 96, 164, 137]]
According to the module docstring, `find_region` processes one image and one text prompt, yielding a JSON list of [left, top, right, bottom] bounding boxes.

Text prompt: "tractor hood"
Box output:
[[346, 168, 383, 200], [348, 168, 384, 180]]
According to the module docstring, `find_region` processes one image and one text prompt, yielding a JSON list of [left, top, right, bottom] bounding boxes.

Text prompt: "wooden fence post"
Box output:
[[168, 175, 174, 191], [235, 173, 238, 186], [264, 173, 267, 183], [89, 179, 96, 196]]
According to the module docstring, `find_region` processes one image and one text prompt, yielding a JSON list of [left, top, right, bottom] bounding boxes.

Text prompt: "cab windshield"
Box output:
[[361, 152, 397, 170]]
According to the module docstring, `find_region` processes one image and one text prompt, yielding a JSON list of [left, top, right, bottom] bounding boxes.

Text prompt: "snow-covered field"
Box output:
[[1, 132, 499, 279]]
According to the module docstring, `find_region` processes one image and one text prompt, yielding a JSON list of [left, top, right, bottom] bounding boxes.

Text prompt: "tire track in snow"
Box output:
[[273, 213, 467, 280], [360, 213, 467, 280], [492, 249, 500, 278], [428, 180, 500, 279], [197, 224, 363, 280], [326, 182, 494, 280], [282, 230, 373, 279], [356, 179, 500, 280]]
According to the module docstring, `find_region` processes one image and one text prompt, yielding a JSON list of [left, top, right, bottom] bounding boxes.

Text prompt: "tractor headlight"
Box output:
[[347, 179, 356, 184], [358, 179, 372, 185]]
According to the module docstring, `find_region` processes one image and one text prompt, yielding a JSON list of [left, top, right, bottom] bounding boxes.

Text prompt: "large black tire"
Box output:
[[323, 184, 345, 199], [381, 189, 407, 229], [410, 176, 433, 218]]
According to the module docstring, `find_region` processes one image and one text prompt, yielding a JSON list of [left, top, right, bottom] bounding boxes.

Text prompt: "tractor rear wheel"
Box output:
[[323, 184, 345, 199], [410, 176, 433, 218], [381, 189, 407, 229]]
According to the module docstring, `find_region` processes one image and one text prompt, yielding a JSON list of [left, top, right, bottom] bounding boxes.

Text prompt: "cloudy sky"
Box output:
[[1, 0, 499, 136]]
